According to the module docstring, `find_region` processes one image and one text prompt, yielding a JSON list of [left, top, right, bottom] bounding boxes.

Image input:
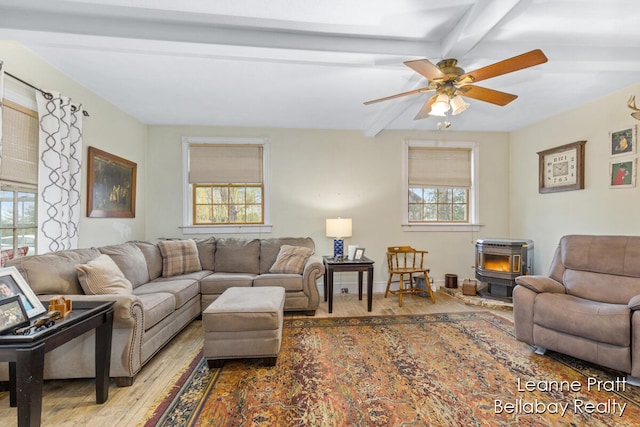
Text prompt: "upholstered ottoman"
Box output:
[[203, 286, 285, 368]]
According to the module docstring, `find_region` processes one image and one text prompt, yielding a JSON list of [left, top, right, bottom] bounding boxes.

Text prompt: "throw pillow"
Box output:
[[76, 254, 133, 295], [157, 239, 202, 277], [269, 245, 314, 274]]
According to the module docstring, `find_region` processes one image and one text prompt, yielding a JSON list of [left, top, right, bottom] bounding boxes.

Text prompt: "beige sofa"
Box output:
[[0, 236, 324, 386], [513, 235, 640, 385]]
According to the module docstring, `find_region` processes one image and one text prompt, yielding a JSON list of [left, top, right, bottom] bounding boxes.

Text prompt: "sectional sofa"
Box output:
[[0, 236, 324, 386]]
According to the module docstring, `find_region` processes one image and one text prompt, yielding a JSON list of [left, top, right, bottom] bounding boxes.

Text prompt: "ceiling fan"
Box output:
[[364, 49, 548, 120]]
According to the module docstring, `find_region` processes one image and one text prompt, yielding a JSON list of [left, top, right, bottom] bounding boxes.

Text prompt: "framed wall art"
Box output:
[[610, 158, 637, 188], [537, 140, 586, 193], [87, 147, 137, 218], [0, 266, 46, 319], [610, 126, 636, 157]]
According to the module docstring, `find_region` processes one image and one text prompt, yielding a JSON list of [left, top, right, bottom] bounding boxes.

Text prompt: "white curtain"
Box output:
[[36, 92, 83, 253]]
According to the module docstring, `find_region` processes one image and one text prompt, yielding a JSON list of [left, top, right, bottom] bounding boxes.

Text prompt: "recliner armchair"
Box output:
[[513, 235, 640, 385]]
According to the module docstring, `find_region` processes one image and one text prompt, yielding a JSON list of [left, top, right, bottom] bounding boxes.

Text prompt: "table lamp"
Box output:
[[326, 218, 352, 260]]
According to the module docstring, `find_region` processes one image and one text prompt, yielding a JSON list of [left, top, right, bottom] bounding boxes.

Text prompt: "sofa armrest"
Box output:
[[301, 254, 325, 309], [514, 275, 566, 294], [38, 293, 145, 380], [629, 295, 640, 310], [43, 294, 144, 329]]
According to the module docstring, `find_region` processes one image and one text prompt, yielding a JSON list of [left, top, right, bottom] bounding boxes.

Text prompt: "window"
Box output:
[[0, 99, 38, 255], [182, 137, 271, 233], [403, 140, 479, 231], [193, 184, 263, 224]]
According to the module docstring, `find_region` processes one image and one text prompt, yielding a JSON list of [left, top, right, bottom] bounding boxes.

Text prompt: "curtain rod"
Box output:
[[5, 71, 90, 117]]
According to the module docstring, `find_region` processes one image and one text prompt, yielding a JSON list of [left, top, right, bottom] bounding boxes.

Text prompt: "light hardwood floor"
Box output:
[[0, 291, 512, 427]]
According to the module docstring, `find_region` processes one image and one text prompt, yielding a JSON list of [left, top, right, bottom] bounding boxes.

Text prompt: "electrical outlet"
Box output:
[[341, 288, 349, 294]]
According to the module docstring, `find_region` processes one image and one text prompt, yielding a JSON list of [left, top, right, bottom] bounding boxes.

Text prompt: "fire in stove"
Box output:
[[475, 238, 534, 300]]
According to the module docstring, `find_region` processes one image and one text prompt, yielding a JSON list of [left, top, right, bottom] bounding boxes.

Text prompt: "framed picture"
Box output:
[[610, 126, 636, 157], [537, 140, 586, 193], [610, 158, 637, 188], [87, 146, 137, 218], [353, 247, 366, 260], [0, 295, 30, 335], [0, 267, 46, 319]]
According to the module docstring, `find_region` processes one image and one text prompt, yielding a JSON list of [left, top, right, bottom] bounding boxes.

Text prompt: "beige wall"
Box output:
[[510, 82, 640, 274], [0, 41, 147, 247], [147, 126, 510, 286]]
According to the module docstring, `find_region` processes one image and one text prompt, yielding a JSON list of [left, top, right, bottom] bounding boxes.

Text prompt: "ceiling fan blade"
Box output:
[[458, 85, 518, 106], [460, 49, 548, 83], [414, 95, 438, 120], [363, 87, 432, 105], [404, 59, 446, 81]]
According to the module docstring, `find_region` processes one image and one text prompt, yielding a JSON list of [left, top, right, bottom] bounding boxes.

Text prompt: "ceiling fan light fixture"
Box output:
[[429, 94, 450, 116], [450, 95, 470, 115]]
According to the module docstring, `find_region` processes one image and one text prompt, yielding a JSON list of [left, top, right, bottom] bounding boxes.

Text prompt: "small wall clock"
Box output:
[[537, 140, 586, 193]]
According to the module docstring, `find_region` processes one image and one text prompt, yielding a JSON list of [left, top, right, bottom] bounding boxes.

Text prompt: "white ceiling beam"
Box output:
[[0, 4, 435, 59], [441, 0, 524, 59]]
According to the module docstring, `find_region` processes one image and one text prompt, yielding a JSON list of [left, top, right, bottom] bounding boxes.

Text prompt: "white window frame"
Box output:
[[402, 139, 481, 232], [181, 136, 271, 234]]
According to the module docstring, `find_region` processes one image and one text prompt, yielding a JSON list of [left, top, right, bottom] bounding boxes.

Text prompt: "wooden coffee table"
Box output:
[[0, 300, 114, 427]]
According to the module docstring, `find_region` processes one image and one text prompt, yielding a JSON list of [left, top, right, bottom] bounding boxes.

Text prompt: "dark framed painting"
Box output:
[[87, 147, 137, 218]]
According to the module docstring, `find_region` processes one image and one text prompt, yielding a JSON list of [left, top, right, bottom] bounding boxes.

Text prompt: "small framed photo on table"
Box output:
[[353, 248, 366, 260], [0, 266, 46, 319], [0, 295, 30, 335]]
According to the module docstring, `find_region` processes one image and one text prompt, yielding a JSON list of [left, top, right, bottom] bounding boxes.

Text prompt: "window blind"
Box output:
[[188, 144, 263, 184], [408, 146, 472, 188], [0, 100, 39, 186]]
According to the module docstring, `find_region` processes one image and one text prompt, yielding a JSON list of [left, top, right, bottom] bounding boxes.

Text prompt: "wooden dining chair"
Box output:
[[385, 246, 435, 306]]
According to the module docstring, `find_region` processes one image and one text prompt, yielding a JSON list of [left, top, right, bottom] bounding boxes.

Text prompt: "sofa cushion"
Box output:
[[259, 237, 314, 274], [534, 293, 631, 347], [135, 278, 199, 309], [561, 235, 640, 277], [4, 248, 101, 295], [132, 240, 164, 281], [135, 292, 176, 331], [157, 239, 202, 277], [253, 274, 304, 292], [194, 237, 216, 271], [76, 254, 134, 295], [215, 238, 260, 274], [200, 272, 256, 295], [563, 269, 640, 304], [99, 242, 150, 288], [269, 245, 314, 274]]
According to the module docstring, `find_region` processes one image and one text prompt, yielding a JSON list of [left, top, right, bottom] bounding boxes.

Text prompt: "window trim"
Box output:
[[402, 139, 481, 232], [181, 136, 271, 234]]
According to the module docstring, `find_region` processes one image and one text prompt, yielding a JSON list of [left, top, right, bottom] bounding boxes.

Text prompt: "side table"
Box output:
[[0, 300, 115, 427], [323, 256, 375, 314]]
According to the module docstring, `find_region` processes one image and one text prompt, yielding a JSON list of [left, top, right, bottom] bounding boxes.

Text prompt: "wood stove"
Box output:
[[475, 238, 533, 300]]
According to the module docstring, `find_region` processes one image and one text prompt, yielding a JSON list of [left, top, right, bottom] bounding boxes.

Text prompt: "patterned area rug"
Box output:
[[143, 312, 640, 426]]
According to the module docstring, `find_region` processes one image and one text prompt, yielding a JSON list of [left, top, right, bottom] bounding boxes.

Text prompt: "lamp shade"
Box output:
[[429, 94, 450, 117], [326, 218, 352, 238], [450, 95, 470, 115]]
